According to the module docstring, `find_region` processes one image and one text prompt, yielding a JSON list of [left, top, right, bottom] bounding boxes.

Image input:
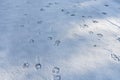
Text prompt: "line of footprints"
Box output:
[[23, 62, 42, 70], [23, 63, 61, 80], [111, 53, 120, 62]]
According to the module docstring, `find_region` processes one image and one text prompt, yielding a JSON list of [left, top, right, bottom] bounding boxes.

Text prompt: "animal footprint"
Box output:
[[104, 4, 109, 7], [83, 24, 88, 27], [52, 67, 60, 74], [23, 62, 30, 68], [117, 37, 120, 42], [24, 13, 28, 16], [35, 63, 42, 70], [40, 8, 45, 11], [54, 40, 61, 46], [92, 20, 98, 23], [97, 33, 103, 38], [102, 12, 107, 15], [80, 24, 89, 28], [29, 39, 35, 43], [93, 45, 97, 47], [48, 37, 53, 40], [71, 14, 75, 16], [111, 54, 120, 62], [37, 21, 43, 24], [61, 9, 65, 12], [53, 75, 61, 80], [89, 31, 94, 34], [52, 66, 61, 80], [82, 16, 85, 18], [55, 2, 59, 5], [48, 3, 53, 5]]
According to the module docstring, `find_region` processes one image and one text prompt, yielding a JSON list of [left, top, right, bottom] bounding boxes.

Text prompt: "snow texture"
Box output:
[[0, 0, 120, 80]]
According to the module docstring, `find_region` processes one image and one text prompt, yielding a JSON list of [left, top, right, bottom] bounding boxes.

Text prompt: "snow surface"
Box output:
[[0, 0, 120, 80]]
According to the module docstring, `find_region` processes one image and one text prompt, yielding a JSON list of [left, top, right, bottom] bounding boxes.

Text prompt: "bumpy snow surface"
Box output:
[[0, 0, 120, 80]]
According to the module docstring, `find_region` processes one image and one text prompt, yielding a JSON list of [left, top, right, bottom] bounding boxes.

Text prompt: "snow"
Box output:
[[0, 0, 120, 80]]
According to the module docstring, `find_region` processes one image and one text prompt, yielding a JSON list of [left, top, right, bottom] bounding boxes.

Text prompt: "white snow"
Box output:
[[0, 0, 120, 80]]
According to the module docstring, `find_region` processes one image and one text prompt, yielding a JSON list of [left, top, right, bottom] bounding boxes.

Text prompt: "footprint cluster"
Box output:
[[61, 9, 76, 17], [47, 36, 61, 46], [23, 62, 61, 80], [111, 54, 120, 62], [40, 2, 59, 12], [23, 62, 42, 70], [52, 67, 61, 80]]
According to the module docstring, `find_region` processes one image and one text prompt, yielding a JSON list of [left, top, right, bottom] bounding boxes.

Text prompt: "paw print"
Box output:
[[92, 20, 98, 23], [23, 62, 30, 68], [111, 54, 120, 62], [40, 8, 45, 11], [97, 33, 103, 38], [117, 37, 120, 42], [30, 39, 35, 43], [71, 14, 75, 16], [37, 21, 43, 24], [83, 24, 88, 27], [35, 63, 42, 70], [55, 2, 59, 5], [52, 66, 61, 80], [53, 75, 61, 80], [52, 67, 60, 74], [82, 16, 85, 18], [89, 31, 94, 34], [104, 4, 109, 7], [102, 12, 107, 15], [93, 45, 97, 47], [54, 40, 61, 46], [48, 3, 53, 5], [61, 9, 64, 12], [48, 37, 53, 40]]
